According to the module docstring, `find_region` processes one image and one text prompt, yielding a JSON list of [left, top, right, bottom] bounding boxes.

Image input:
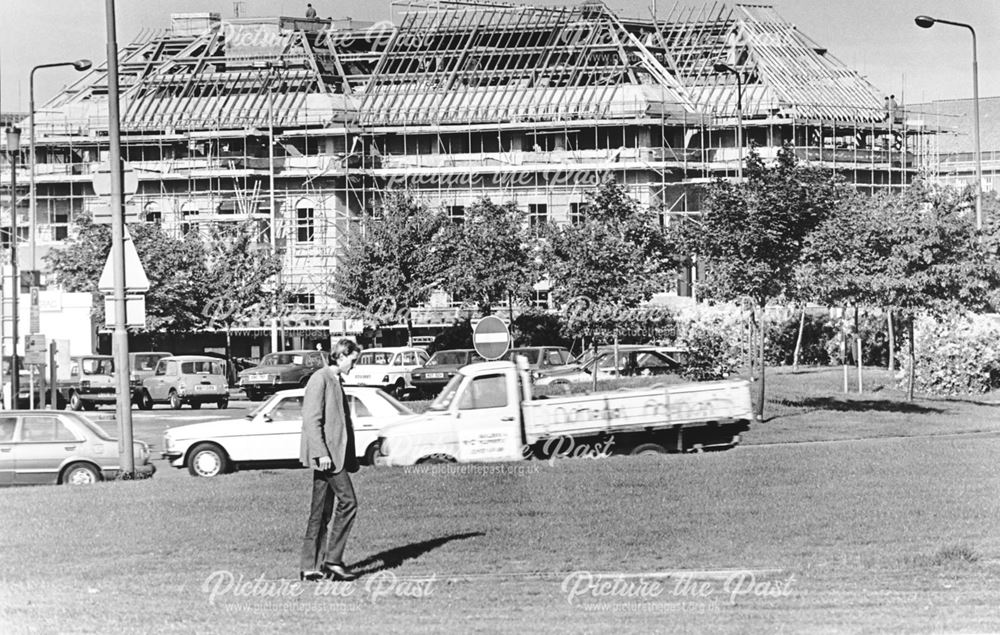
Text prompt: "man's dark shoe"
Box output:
[[299, 570, 324, 582], [321, 563, 358, 581]]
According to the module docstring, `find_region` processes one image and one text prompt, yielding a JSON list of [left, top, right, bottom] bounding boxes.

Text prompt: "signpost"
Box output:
[[472, 316, 510, 360]]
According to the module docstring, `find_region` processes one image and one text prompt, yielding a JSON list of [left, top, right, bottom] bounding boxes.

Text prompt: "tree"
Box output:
[[202, 221, 284, 357], [45, 214, 217, 332], [672, 146, 854, 418], [799, 180, 1000, 399], [331, 191, 447, 342], [434, 197, 534, 317], [543, 179, 675, 368]]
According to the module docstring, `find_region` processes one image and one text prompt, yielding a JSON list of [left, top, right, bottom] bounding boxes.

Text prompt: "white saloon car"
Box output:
[[345, 347, 429, 398], [161, 386, 414, 477]]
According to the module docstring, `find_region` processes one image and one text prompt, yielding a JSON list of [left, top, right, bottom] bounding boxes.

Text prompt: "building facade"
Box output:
[[0, 2, 927, 352]]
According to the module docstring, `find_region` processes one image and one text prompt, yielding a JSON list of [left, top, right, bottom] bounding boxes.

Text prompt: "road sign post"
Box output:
[[472, 316, 510, 360]]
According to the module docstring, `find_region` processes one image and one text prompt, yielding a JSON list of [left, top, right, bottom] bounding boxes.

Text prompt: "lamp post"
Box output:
[[714, 62, 744, 180], [5, 126, 21, 406], [29, 59, 93, 273], [915, 15, 982, 230]]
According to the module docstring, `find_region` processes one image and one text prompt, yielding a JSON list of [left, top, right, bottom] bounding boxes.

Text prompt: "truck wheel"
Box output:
[[169, 391, 183, 410], [69, 392, 84, 411], [187, 443, 229, 478], [631, 443, 666, 456], [217, 398, 229, 409], [389, 379, 406, 399], [417, 453, 456, 464]]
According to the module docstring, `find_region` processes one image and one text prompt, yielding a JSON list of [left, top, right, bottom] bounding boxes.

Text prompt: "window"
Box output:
[[531, 290, 550, 310], [82, 358, 114, 375], [569, 202, 590, 225], [289, 294, 316, 314], [180, 203, 199, 236], [181, 361, 224, 375], [447, 205, 465, 223], [20, 416, 78, 442], [269, 396, 303, 421], [0, 417, 16, 442], [458, 374, 508, 410], [154, 361, 167, 376], [528, 203, 548, 227], [144, 202, 162, 224], [348, 395, 371, 419], [53, 209, 70, 240], [402, 351, 417, 365], [296, 204, 315, 243]]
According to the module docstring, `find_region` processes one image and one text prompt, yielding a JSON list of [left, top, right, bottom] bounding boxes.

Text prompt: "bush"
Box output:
[[674, 303, 745, 381], [902, 314, 1000, 395], [766, 312, 838, 366]]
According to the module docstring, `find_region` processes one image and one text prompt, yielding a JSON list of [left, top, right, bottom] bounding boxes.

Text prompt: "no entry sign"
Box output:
[[473, 316, 510, 360]]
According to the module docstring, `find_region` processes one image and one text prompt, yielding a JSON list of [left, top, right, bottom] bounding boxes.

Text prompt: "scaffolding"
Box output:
[[0, 1, 938, 347]]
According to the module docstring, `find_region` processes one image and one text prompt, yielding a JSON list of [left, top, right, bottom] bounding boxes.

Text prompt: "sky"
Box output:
[[1, 0, 998, 113]]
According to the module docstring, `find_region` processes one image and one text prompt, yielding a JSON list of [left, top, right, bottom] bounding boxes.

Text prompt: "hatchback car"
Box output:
[[346, 347, 429, 398], [0, 411, 154, 486], [161, 386, 415, 477], [410, 349, 485, 398], [237, 350, 330, 401], [64, 355, 116, 411], [139, 355, 229, 409]]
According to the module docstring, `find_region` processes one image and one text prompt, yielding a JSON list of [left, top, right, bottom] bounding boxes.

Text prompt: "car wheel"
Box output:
[[138, 391, 154, 410], [187, 443, 229, 478], [169, 391, 183, 410], [416, 453, 456, 464], [390, 379, 406, 399], [63, 462, 100, 485], [631, 443, 666, 456], [217, 398, 229, 409], [363, 441, 380, 466], [69, 392, 84, 411], [245, 388, 261, 401]]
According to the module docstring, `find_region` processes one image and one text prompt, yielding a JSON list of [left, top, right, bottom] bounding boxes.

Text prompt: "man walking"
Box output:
[[299, 338, 362, 581]]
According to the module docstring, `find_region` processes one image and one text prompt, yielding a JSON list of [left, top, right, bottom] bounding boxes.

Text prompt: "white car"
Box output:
[[161, 387, 414, 477], [345, 347, 429, 398]]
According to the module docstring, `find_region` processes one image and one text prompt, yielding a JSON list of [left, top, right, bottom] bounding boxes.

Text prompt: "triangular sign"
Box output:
[[98, 226, 150, 293]]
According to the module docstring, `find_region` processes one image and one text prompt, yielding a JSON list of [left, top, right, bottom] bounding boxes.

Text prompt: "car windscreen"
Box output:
[[428, 374, 464, 410], [357, 351, 393, 366], [132, 354, 166, 371], [72, 414, 116, 442], [81, 358, 114, 375], [181, 361, 225, 375], [505, 349, 540, 364], [426, 351, 468, 366], [260, 353, 305, 366]]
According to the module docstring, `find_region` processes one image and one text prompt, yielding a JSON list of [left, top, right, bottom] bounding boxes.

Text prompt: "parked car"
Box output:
[[128, 351, 173, 399], [138, 355, 229, 410], [62, 355, 117, 411], [161, 386, 414, 477], [535, 346, 687, 387], [345, 347, 430, 398], [237, 350, 329, 401], [410, 349, 485, 398], [501, 346, 572, 379], [0, 410, 154, 486]]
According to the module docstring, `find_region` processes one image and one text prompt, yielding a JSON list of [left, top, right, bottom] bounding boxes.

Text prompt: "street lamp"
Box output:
[[915, 15, 982, 230], [29, 59, 92, 273], [5, 126, 21, 406], [714, 62, 744, 180]]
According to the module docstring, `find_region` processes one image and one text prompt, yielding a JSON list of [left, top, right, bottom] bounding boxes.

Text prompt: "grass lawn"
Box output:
[[2, 366, 998, 633]]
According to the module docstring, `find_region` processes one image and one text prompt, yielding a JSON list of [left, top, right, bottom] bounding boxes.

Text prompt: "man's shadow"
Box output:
[[350, 531, 484, 577]]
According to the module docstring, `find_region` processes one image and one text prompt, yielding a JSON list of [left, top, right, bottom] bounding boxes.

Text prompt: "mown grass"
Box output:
[[2, 427, 999, 632], [4, 364, 999, 633]]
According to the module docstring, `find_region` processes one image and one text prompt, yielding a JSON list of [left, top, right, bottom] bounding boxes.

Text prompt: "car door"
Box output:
[[12, 414, 84, 485], [454, 372, 522, 463], [146, 360, 170, 401], [227, 394, 304, 461], [0, 416, 17, 485]]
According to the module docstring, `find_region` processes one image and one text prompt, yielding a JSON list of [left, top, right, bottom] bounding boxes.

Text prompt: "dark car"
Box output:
[[501, 346, 572, 379], [237, 349, 330, 401], [410, 349, 485, 398]]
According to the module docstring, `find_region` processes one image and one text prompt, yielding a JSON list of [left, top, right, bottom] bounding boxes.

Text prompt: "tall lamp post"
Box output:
[[915, 15, 982, 230], [29, 60, 93, 272], [714, 62, 744, 180], [5, 126, 21, 406]]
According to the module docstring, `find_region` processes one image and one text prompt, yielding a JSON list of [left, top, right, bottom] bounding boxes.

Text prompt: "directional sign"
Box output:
[[473, 316, 510, 360]]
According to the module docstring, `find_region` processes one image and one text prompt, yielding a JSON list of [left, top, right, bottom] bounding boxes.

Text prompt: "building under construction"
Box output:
[[1, 1, 935, 351]]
